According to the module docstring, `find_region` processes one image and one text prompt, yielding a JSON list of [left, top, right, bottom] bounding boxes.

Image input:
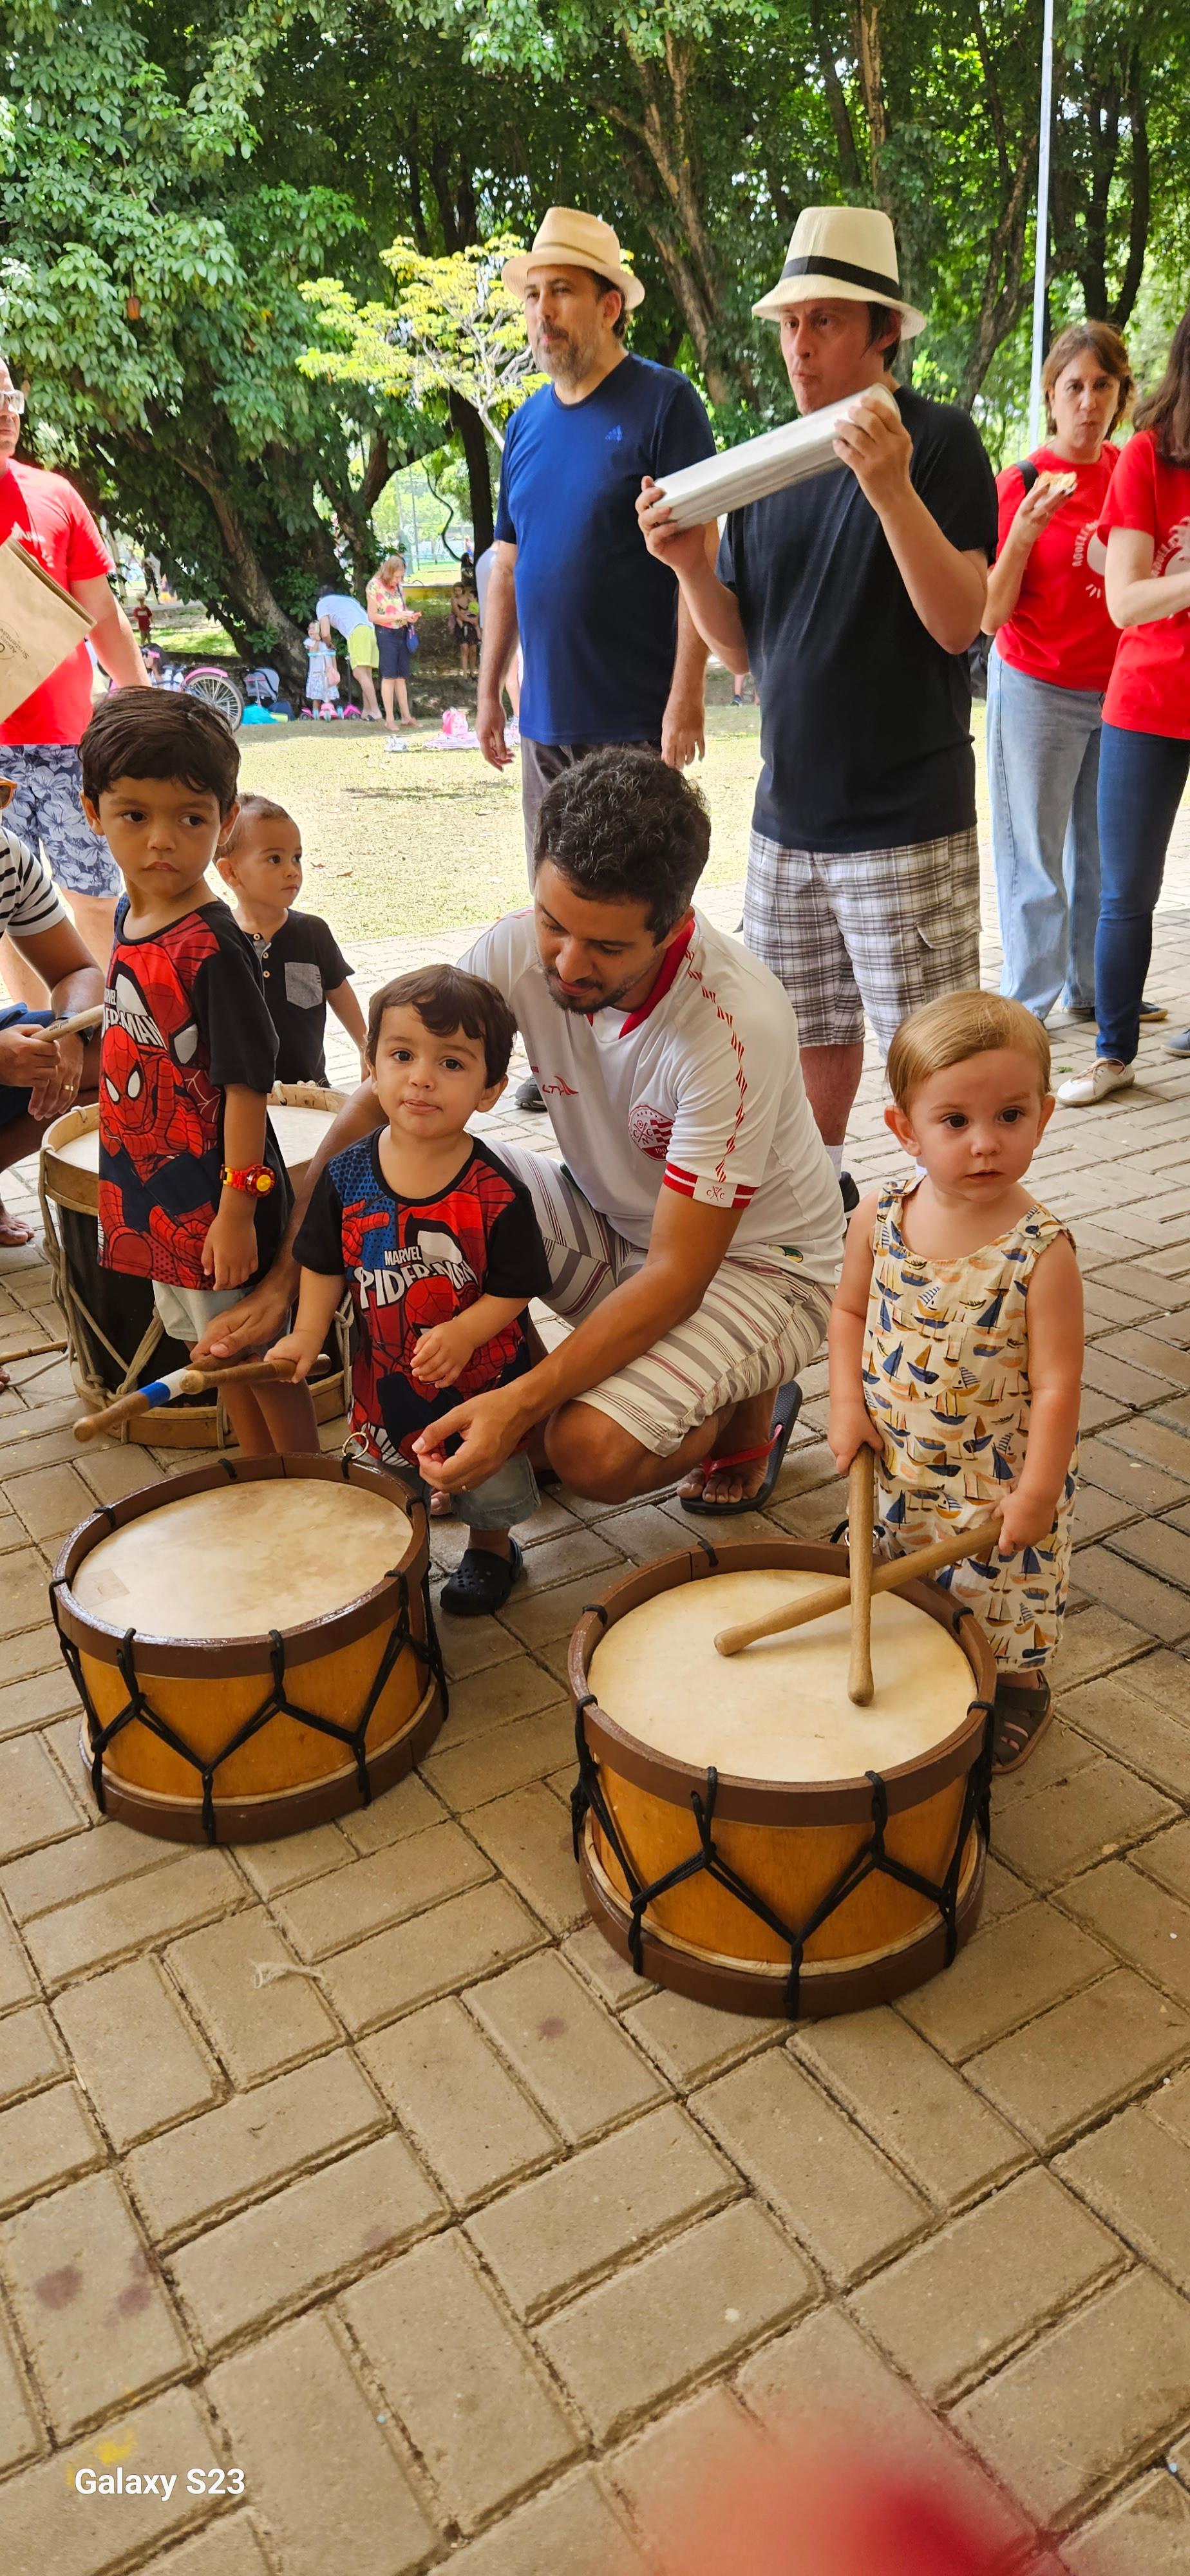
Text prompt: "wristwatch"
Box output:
[[220, 1162, 276, 1197]]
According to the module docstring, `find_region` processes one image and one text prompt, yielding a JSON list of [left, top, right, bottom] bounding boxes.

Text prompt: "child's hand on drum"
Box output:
[[827, 1403, 883, 1478], [263, 1329, 323, 1384], [202, 1200, 258, 1291], [412, 1316, 480, 1388]]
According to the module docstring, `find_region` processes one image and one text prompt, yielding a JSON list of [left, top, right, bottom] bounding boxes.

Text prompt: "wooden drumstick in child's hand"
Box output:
[[39, 1003, 104, 1043], [714, 1511, 1003, 1658], [74, 1354, 331, 1443], [847, 1447, 876, 1707]]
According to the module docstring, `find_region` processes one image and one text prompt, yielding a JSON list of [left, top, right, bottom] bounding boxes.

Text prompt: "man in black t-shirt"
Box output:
[[638, 206, 998, 1184]]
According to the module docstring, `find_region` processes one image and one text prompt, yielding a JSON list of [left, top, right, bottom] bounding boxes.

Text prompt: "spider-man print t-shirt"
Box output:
[[98, 898, 288, 1289], [295, 1134, 551, 1470]]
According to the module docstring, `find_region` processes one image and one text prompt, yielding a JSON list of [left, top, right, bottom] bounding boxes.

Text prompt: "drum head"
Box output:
[[71, 1478, 413, 1640], [587, 1569, 975, 1786]]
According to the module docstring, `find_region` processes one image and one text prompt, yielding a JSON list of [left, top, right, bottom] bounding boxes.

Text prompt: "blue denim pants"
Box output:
[[987, 651, 1103, 1019], [1095, 722, 1190, 1064]]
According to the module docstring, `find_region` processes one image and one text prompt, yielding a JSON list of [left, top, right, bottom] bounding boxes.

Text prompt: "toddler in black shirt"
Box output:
[[218, 795, 366, 1085]]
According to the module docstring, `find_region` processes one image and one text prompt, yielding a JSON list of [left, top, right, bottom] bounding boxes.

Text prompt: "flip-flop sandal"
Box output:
[[440, 1537, 524, 1618], [680, 1379, 803, 1517], [992, 1676, 1053, 1774]]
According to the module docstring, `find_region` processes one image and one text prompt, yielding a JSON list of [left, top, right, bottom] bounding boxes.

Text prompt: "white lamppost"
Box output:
[[1028, 0, 1057, 440]]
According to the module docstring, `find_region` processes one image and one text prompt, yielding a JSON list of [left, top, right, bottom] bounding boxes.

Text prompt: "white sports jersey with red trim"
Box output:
[[462, 909, 842, 1285]]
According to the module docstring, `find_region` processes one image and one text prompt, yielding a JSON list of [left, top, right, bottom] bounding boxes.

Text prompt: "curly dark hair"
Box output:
[[80, 690, 240, 814], [533, 746, 710, 934], [366, 965, 517, 1086]]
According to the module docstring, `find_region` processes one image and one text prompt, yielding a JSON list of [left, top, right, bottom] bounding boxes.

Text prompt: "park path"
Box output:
[[2, 827, 1190, 2570]]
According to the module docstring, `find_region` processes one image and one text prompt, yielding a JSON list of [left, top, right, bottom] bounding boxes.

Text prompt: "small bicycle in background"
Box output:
[[142, 646, 244, 730]]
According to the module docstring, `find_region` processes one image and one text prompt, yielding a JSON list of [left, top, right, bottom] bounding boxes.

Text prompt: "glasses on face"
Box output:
[[0, 391, 25, 417]]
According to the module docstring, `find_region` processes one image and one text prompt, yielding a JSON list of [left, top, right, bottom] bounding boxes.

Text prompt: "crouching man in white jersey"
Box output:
[[196, 749, 841, 1549]]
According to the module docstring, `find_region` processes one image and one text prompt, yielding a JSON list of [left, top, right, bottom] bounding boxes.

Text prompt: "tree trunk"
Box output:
[[814, 14, 864, 192], [853, 0, 890, 203], [179, 457, 309, 692], [605, 34, 756, 409], [449, 391, 494, 551]]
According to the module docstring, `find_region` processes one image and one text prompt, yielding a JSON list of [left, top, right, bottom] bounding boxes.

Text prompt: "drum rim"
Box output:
[[569, 1538, 995, 1824], [50, 1453, 427, 1677]]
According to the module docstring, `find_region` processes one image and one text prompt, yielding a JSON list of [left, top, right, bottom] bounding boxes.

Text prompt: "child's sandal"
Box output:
[[992, 1676, 1053, 1775]]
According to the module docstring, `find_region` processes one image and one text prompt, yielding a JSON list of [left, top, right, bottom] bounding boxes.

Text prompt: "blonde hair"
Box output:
[[887, 990, 1050, 1108]]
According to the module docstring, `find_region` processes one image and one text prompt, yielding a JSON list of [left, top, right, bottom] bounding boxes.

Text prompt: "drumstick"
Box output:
[[73, 1355, 331, 1443], [39, 1003, 104, 1042], [0, 1336, 68, 1364], [847, 1448, 876, 1707], [713, 1513, 1004, 1658]]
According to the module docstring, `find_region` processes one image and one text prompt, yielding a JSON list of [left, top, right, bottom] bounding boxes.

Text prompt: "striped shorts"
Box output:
[[492, 1143, 833, 1459], [744, 826, 981, 1052]]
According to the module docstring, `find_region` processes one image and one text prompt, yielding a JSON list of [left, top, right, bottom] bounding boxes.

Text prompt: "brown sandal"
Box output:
[[992, 1676, 1053, 1774]]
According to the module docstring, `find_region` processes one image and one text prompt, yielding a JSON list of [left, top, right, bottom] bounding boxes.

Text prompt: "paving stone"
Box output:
[[1127, 1645, 1190, 1717], [1150, 2060, 1190, 2148], [694, 2050, 927, 2286], [171, 2130, 441, 2350], [318, 1879, 543, 2034], [362, 1996, 558, 2209], [851, 2168, 1124, 2403], [0, 1904, 34, 2008], [209, 2310, 438, 2576], [608, 2382, 770, 2544], [620, 1987, 784, 2085], [6, 1463, 95, 1540], [1061, 1678, 1190, 1802], [134, 2520, 272, 2576], [21, 1849, 241, 1986], [1, 2383, 222, 2576], [3, 1546, 57, 1633], [52, 1959, 220, 2151], [1, 2168, 189, 2438], [1098, 1324, 1190, 1385], [0, 1661, 78, 1738], [468, 1951, 665, 2142], [1073, 1544, 1190, 1645], [518, 1522, 625, 1589], [234, 1821, 355, 1899], [0, 1732, 84, 1864], [73, 1443, 168, 1504], [1058, 2102, 1190, 2291], [468, 2102, 735, 2318], [502, 1567, 630, 1651], [165, 1908, 341, 2083], [992, 1756, 1176, 1890], [1113, 1513, 1190, 1594], [894, 1902, 1111, 2062], [271, 1820, 491, 1958], [334, 1771, 447, 1858], [433, 2467, 647, 2576], [952, 2269, 1190, 2528], [0, 2082, 104, 2215], [436, 1656, 566, 1753], [1051, 1603, 1151, 1692], [431, 1596, 523, 1681], [1134, 1817, 1190, 1905], [1057, 1859, 1190, 2006], [1072, 1484, 1136, 1543], [343, 2229, 581, 2535], [793, 2007, 1026, 2210], [966, 1965, 1189, 2148], [125, 2049, 386, 2241], [538, 2198, 815, 2445], [1063, 2474, 1190, 2575], [1102, 1413, 1190, 1479], [0, 2301, 41, 2471], [979, 1852, 1033, 1922], [1079, 1437, 1190, 1511], [420, 1702, 574, 1812], [0, 2000, 66, 2104], [1, 1815, 181, 1920], [561, 1921, 656, 2011]]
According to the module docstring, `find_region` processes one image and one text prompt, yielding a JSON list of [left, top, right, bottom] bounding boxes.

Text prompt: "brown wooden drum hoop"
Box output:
[[569, 1538, 996, 2020], [50, 1454, 446, 1842]]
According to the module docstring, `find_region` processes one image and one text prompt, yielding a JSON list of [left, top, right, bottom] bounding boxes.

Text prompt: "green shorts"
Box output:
[[346, 621, 379, 670]]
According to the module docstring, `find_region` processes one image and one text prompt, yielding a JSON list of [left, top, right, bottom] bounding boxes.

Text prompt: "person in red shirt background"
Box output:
[[983, 321, 1135, 1027], [1057, 304, 1190, 1102], [0, 350, 149, 1005]]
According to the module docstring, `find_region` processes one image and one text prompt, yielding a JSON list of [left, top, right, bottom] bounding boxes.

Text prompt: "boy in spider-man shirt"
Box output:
[[269, 965, 550, 1615], [80, 692, 318, 1457]]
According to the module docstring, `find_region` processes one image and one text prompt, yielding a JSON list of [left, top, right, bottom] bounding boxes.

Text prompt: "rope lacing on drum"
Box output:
[[571, 1692, 997, 2021], [50, 1566, 449, 1847]]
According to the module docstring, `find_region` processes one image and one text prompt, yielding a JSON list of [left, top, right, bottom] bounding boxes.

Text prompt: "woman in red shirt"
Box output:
[[983, 322, 1133, 1025], [1059, 307, 1190, 1103]]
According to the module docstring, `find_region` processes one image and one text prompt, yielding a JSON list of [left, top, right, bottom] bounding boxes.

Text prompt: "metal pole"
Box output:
[[1028, 0, 1056, 443]]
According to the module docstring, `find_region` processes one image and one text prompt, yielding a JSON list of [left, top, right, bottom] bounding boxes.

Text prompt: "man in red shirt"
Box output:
[[0, 352, 149, 997]]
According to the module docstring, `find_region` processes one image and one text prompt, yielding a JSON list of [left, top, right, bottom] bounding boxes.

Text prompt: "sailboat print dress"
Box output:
[[862, 1180, 1077, 1674]]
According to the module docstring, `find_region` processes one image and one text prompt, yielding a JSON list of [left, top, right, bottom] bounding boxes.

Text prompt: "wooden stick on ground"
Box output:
[[0, 1336, 68, 1365], [714, 1513, 1004, 1658], [74, 1355, 331, 1444], [847, 1447, 876, 1707]]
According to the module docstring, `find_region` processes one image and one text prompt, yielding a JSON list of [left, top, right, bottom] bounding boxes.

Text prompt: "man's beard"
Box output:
[[532, 327, 596, 388], [544, 963, 643, 1014]]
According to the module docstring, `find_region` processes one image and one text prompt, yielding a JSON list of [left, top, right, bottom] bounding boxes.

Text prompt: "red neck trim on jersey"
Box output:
[[618, 914, 695, 1036]]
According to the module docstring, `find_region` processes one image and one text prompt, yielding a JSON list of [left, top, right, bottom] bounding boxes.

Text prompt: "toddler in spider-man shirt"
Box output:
[[80, 690, 316, 1458]]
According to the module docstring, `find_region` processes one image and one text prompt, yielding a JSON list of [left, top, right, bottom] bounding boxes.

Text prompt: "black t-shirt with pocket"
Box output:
[[247, 909, 353, 1084], [717, 386, 999, 853]]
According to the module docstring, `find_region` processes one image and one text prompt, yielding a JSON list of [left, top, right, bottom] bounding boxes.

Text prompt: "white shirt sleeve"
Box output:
[[661, 992, 788, 1214], [0, 831, 68, 942]]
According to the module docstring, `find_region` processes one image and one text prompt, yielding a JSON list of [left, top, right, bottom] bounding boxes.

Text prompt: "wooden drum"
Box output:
[[569, 1539, 995, 2020], [50, 1455, 444, 1842]]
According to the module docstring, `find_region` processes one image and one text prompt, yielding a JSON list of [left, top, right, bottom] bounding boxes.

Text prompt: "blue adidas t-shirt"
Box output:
[[495, 354, 716, 744]]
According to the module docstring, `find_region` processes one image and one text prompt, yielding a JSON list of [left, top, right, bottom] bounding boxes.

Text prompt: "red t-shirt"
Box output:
[[994, 445, 1119, 692], [1100, 428, 1190, 737], [0, 457, 112, 746]]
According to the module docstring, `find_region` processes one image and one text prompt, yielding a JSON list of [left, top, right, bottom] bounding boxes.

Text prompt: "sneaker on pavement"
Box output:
[[516, 1075, 547, 1112], [1165, 1027, 1190, 1056], [1056, 1059, 1135, 1106]]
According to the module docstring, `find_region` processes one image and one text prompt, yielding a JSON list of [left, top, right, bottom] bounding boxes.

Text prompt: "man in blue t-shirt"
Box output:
[[480, 210, 717, 1107]]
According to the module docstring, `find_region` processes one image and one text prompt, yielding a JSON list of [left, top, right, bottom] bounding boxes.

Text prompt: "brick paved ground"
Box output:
[[3, 835, 1190, 2572]]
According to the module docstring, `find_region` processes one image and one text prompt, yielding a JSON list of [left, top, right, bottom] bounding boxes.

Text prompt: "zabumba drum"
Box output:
[[50, 1455, 444, 1843], [569, 1539, 995, 2020], [39, 1084, 350, 1447]]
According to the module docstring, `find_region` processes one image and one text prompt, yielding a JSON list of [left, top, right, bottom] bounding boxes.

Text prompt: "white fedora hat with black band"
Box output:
[[752, 206, 926, 338], [502, 209, 645, 312]]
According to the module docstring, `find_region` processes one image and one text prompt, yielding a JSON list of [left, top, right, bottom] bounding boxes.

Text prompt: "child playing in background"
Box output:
[[217, 794, 366, 1085], [304, 621, 339, 710], [827, 991, 1082, 1774], [267, 963, 550, 1616], [79, 692, 319, 1457]]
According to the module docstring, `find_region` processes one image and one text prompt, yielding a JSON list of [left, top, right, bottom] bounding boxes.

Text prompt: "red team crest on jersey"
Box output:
[[628, 1100, 674, 1160]]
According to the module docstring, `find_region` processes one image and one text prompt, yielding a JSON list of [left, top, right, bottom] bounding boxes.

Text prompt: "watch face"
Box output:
[[256, 1171, 275, 1193]]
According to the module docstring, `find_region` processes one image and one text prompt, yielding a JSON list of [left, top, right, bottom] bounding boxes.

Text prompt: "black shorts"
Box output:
[[377, 626, 412, 681]]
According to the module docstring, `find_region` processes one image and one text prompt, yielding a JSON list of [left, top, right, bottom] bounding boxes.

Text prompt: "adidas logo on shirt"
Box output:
[[605, 425, 623, 443]]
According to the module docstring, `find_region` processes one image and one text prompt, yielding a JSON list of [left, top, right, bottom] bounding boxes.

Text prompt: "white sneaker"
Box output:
[[1056, 1059, 1135, 1106]]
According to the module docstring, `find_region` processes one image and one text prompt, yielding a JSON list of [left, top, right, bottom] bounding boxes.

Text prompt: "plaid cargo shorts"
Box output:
[[743, 826, 981, 1052]]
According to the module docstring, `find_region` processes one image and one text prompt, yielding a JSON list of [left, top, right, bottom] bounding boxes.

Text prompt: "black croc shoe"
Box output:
[[440, 1539, 524, 1618]]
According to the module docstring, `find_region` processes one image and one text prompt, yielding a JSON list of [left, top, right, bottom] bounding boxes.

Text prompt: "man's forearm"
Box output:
[[48, 962, 103, 1018], [877, 490, 986, 653], [89, 606, 149, 690], [478, 571, 520, 701], [669, 591, 710, 698], [669, 557, 748, 670]]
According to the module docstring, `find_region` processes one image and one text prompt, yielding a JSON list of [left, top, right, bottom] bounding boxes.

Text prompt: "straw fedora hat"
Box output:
[[503, 209, 645, 312], [752, 206, 926, 337]]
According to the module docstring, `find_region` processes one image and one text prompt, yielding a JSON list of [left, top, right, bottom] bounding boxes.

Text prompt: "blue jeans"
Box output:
[[1095, 723, 1190, 1063], [411, 1448, 540, 1535], [987, 653, 1102, 1019]]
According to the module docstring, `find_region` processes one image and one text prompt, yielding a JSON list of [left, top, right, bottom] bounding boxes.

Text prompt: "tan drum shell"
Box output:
[[569, 1539, 995, 2021], [51, 1455, 443, 1842], [39, 1085, 350, 1448]]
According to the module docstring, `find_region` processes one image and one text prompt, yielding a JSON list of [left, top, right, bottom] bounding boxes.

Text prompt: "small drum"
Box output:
[[570, 1539, 995, 2020], [39, 1084, 351, 1446], [50, 1454, 444, 1843]]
